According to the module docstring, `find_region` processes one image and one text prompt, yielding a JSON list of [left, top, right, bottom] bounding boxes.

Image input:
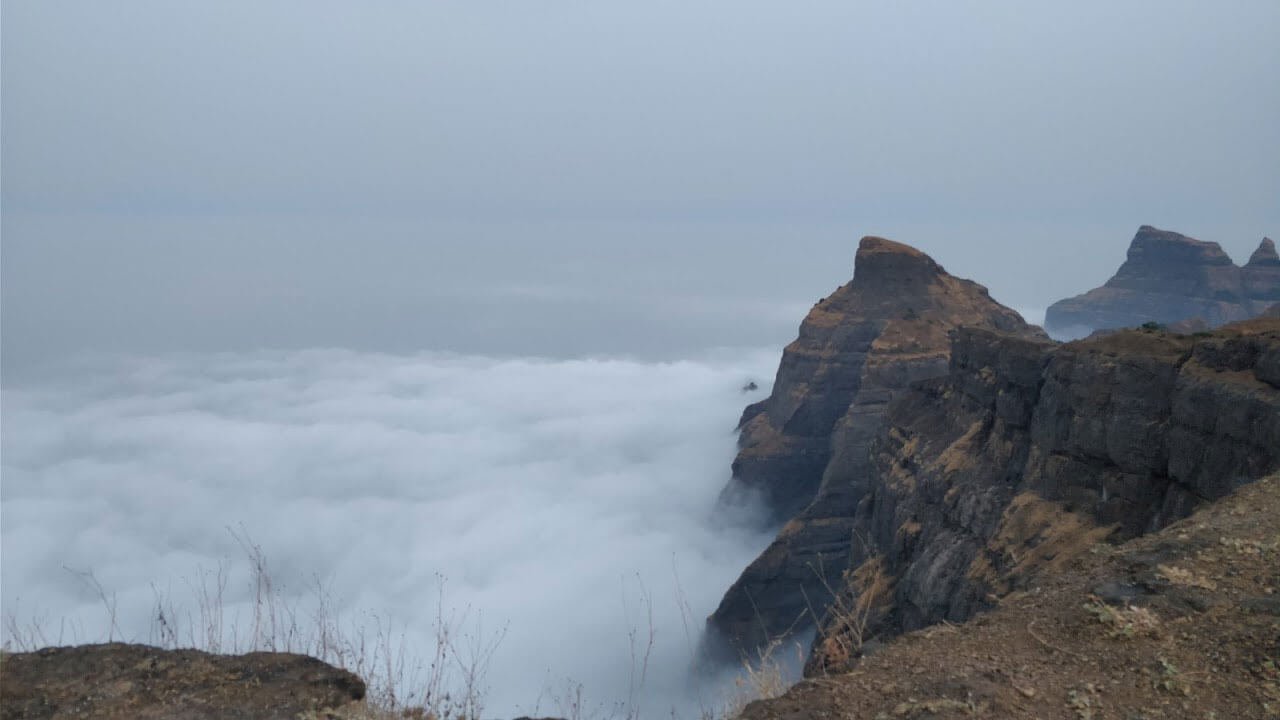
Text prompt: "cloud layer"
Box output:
[[2, 348, 779, 715]]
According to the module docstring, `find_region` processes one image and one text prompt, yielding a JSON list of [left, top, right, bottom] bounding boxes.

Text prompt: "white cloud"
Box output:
[[1, 348, 779, 716]]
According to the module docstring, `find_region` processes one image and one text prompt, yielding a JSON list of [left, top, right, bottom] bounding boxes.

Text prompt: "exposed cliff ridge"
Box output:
[[806, 317, 1280, 674], [707, 237, 1046, 661], [1045, 226, 1279, 336], [740, 474, 1280, 720]]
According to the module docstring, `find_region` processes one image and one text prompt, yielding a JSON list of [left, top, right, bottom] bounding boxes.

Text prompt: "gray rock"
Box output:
[[1046, 226, 1279, 336]]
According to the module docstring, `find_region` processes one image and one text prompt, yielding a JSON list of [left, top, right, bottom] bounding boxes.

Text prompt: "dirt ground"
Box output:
[[0, 643, 366, 720], [740, 474, 1280, 720]]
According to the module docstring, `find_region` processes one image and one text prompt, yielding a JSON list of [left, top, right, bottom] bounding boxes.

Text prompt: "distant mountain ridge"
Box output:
[[1045, 225, 1278, 337]]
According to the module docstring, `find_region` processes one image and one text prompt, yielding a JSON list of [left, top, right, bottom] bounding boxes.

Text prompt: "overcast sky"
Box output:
[[4, 1, 1279, 371]]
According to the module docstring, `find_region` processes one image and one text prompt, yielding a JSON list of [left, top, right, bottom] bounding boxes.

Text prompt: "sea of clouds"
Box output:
[[1, 347, 781, 716]]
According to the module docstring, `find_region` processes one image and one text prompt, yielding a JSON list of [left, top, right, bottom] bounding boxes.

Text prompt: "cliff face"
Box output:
[[807, 317, 1280, 674], [708, 237, 1046, 660], [739, 474, 1280, 720], [1044, 226, 1278, 336]]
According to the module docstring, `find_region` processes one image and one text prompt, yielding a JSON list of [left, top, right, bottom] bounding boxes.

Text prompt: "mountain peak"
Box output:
[[1045, 225, 1278, 336], [1126, 225, 1234, 267], [853, 236, 944, 288], [1248, 237, 1279, 267]]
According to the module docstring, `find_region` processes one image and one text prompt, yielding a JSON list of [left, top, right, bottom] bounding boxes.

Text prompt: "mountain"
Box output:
[[805, 316, 1280, 675], [739, 473, 1280, 720], [706, 236, 1047, 661], [1044, 226, 1278, 337]]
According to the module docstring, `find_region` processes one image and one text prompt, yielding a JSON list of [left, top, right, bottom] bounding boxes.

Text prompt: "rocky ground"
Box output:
[[0, 644, 367, 719], [739, 474, 1280, 720]]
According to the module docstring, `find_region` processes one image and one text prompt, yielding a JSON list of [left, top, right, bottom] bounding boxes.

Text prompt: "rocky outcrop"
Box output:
[[739, 474, 1280, 720], [806, 318, 1280, 674], [0, 643, 366, 719], [1244, 237, 1280, 305], [707, 237, 1046, 661], [1044, 226, 1279, 337]]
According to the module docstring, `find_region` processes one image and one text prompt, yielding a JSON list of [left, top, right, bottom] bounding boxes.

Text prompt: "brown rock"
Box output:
[[739, 476, 1280, 720], [706, 236, 1046, 662], [806, 318, 1280, 674], [0, 643, 366, 720]]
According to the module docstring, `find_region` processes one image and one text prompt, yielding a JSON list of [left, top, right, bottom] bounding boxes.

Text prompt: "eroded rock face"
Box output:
[[738, 475, 1280, 720], [807, 318, 1280, 675], [0, 643, 366, 720], [1044, 226, 1278, 337], [706, 237, 1046, 661]]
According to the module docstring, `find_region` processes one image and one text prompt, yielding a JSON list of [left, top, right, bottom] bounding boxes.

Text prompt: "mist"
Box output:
[[3, 2, 1279, 716], [2, 348, 780, 715]]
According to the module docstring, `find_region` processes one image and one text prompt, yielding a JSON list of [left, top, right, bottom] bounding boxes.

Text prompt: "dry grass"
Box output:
[[717, 637, 804, 720], [5, 533, 771, 720], [969, 492, 1115, 593], [3, 528, 504, 720], [808, 554, 892, 674], [1081, 597, 1161, 639]]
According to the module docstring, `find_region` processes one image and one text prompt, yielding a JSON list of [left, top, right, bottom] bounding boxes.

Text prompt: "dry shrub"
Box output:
[[1082, 597, 1160, 639], [811, 555, 892, 673]]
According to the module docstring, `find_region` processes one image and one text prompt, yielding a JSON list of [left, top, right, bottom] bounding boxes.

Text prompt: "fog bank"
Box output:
[[2, 348, 779, 715]]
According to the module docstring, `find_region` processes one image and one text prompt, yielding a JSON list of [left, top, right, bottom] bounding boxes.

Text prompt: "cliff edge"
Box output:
[[708, 236, 1047, 661], [807, 317, 1280, 675], [740, 472, 1280, 720]]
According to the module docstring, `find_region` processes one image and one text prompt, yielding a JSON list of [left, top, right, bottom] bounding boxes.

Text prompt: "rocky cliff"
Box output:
[[740, 473, 1280, 720], [707, 237, 1047, 661], [1044, 226, 1278, 337], [806, 317, 1280, 674]]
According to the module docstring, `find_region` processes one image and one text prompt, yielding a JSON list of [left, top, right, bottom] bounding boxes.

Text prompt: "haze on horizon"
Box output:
[[4, 1, 1279, 372]]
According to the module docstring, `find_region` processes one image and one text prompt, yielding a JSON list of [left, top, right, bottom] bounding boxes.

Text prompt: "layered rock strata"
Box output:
[[1045, 226, 1278, 337], [707, 237, 1046, 660], [807, 317, 1280, 674], [739, 474, 1280, 720]]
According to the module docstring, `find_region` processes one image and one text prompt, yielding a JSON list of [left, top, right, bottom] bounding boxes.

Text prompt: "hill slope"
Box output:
[[740, 473, 1280, 720]]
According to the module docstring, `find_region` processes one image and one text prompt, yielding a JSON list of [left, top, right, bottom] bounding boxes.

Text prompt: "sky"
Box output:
[[4, 1, 1279, 371]]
